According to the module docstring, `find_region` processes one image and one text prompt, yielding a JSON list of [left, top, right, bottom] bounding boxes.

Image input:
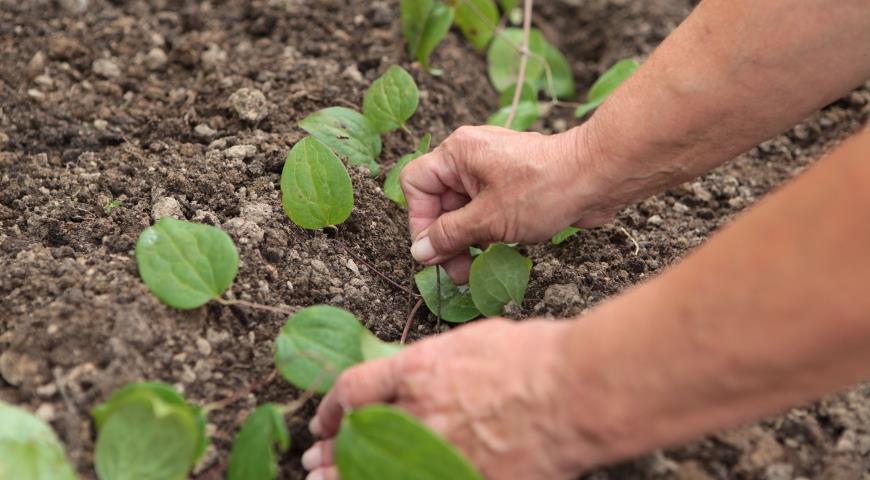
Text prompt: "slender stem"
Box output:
[[402, 298, 425, 344], [339, 242, 421, 298], [202, 370, 278, 414], [435, 265, 443, 327], [619, 226, 641, 256], [505, 0, 534, 129], [216, 298, 296, 316]]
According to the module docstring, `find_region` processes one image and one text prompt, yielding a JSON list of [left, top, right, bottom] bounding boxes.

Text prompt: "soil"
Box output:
[[0, 0, 868, 479]]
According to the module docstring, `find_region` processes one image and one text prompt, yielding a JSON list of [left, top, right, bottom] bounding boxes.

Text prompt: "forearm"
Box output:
[[576, 0, 870, 206], [559, 128, 870, 470]]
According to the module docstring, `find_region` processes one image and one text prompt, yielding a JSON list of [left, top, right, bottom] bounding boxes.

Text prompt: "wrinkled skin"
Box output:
[[301, 319, 591, 480]]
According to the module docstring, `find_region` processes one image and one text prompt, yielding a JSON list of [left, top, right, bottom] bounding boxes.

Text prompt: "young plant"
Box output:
[[91, 382, 208, 480], [400, 0, 455, 73], [298, 107, 382, 174], [0, 401, 76, 480], [575, 58, 640, 118], [136, 217, 239, 310], [363, 65, 420, 134], [469, 243, 532, 316], [384, 133, 431, 208], [551, 226, 581, 245], [415, 265, 480, 322], [281, 136, 354, 230], [226, 404, 290, 480], [450, 0, 499, 51]]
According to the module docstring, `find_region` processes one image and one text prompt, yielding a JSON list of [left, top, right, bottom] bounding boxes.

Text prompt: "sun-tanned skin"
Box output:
[[300, 0, 870, 478]]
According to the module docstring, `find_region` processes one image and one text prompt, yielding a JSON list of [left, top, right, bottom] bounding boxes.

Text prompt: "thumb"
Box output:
[[411, 196, 497, 264]]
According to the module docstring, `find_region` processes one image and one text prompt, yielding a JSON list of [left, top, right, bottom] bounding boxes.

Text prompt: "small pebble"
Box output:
[[230, 88, 269, 122], [195, 124, 218, 139], [92, 58, 122, 79], [144, 47, 167, 71], [224, 144, 257, 160], [151, 196, 183, 220]]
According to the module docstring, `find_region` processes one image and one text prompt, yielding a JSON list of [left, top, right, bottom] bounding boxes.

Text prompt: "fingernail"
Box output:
[[308, 417, 322, 436], [411, 236, 436, 263], [305, 471, 324, 480], [301, 446, 322, 471]]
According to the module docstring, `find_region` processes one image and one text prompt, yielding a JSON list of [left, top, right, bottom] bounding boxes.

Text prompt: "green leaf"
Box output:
[[0, 402, 76, 480], [575, 59, 639, 118], [363, 65, 420, 134], [275, 305, 365, 394], [499, 0, 518, 12], [384, 134, 431, 208], [400, 0, 435, 59], [93, 387, 201, 480], [360, 331, 405, 361], [417, 3, 454, 72], [469, 244, 532, 316], [452, 0, 498, 50], [336, 405, 483, 480], [298, 107, 382, 174], [486, 102, 539, 131], [415, 266, 480, 323], [135, 218, 239, 310], [92, 382, 208, 465], [487, 28, 547, 92], [551, 226, 581, 245], [281, 136, 354, 230], [538, 42, 575, 99], [469, 246, 483, 257], [227, 404, 290, 480], [498, 82, 537, 107]]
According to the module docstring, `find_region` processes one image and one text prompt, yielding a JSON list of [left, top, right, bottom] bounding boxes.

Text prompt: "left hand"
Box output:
[[300, 319, 593, 480]]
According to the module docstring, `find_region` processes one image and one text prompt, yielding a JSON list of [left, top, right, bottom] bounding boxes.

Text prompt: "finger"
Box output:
[[441, 190, 470, 212], [312, 357, 400, 438], [305, 466, 339, 480], [411, 195, 498, 264], [442, 252, 473, 285], [401, 148, 468, 240], [302, 440, 335, 471]]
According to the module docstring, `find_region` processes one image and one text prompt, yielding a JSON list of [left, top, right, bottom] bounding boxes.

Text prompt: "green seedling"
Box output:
[[0, 401, 76, 480], [91, 382, 207, 480], [552, 226, 582, 245], [274, 305, 403, 394], [487, 28, 547, 93], [299, 107, 382, 174], [363, 65, 420, 134], [469, 243, 532, 316], [335, 405, 483, 480], [575, 58, 640, 118], [450, 0, 499, 50], [135, 218, 239, 310], [401, 0, 455, 73], [281, 136, 354, 230], [385, 133, 431, 208], [415, 265, 480, 322], [227, 404, 290, 480], [103, 198, 123, 214]]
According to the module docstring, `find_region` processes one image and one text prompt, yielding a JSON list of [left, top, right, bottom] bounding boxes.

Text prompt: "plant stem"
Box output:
[[202, 370, 278, 414], [216, 298, 296, 317], [435, 265, 443, 327], [401, 298, 425, 344], [339, 242, 421, 298], [505, 0, 535, 129]]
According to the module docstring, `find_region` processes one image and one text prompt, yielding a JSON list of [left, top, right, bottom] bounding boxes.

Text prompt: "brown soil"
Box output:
[[1, 0, 868, 479]]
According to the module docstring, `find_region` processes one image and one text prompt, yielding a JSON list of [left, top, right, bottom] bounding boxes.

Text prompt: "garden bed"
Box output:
[[1, 0, 868, 478]]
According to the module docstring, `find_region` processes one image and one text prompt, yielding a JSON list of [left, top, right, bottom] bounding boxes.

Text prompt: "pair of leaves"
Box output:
[[227, 404, 290, 480], [415, 266, 480, 322], [92, 382, 207, 480], [274, 306, 403, 394], [575, 59, 639, 118], [0, 401, 76, 480], [136, 218, 239, 310], [400, 0, 454, 72], [281, 136, 354, 230], [336, 405, 482, 480], [384, 134, 432, 208]]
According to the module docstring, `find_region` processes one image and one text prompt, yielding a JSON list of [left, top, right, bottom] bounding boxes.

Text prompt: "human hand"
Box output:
[[301, 319, 594, 480], [400, 125, 620, 283]]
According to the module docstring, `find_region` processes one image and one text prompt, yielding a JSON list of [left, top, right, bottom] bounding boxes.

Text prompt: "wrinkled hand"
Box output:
[[301, 319, 589, 480], [400, 125, 618, 283]]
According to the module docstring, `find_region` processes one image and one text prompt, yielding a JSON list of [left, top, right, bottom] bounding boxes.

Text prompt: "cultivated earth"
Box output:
[[1, 0, 868, 478]]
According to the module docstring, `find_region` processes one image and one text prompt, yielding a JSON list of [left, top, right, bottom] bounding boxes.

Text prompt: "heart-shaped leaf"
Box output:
[[384, 134, 431, 208], [551, 226, 581, 245], [135, 218, 239, 310], [453, 0, 498, 50], [486, 102, 539, 131], [363, 65, 420, 134], [336, 405, 483, 480], [93, 383, 203, 480], [0, 401, 76, 480], [487, 28, 547, 92], [299, 107, 382, 174], [575, 59, 639, 118], [469, 244, 532, 316], [415, 266, 480, 323], [275, 306, 365, 394], [281, 136, 354, 230], [227, 404, 290, 480], [538, 42, 575, 100]]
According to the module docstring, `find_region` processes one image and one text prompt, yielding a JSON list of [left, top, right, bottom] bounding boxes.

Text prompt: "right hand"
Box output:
[[400, 125, 619, 283]]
